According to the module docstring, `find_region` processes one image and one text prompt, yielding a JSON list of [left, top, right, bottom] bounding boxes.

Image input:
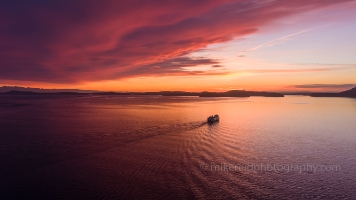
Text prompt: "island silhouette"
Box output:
[[309, 87, 356, 97], [1, 86, 356, 98], [0, 89, 284, 97]]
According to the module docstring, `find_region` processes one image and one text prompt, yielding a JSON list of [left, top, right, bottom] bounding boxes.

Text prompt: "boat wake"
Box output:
[[0, 121, 207, 179]]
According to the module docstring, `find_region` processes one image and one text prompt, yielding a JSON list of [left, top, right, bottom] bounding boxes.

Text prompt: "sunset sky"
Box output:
[[1, 0, 355, 92]]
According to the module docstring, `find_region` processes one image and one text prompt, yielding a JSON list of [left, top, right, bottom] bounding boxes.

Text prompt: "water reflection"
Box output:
[[0, 95, 356, 199]]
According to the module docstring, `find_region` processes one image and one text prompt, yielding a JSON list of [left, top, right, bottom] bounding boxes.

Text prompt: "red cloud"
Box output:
[[0, 0, 352, 83]]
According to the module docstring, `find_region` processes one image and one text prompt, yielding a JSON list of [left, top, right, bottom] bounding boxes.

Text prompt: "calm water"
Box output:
[[1, 95, 356, 199]]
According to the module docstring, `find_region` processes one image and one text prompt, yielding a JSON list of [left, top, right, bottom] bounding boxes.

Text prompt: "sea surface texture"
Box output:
[[1, 95, 356, 199]]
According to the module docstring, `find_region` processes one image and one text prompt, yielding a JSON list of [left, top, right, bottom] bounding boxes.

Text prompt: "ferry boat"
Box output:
[[207, 114, 219, 123]]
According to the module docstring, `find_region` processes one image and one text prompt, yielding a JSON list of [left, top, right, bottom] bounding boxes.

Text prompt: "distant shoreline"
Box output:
[[1, 86, 355, 98], [0, 90, 284, 98]]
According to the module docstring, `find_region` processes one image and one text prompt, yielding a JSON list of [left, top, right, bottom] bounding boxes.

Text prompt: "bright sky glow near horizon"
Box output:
[[0, 0, 355, 92]]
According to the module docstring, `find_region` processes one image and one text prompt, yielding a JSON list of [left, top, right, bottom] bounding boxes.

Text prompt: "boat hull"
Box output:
[[207, 116, 219, 123]]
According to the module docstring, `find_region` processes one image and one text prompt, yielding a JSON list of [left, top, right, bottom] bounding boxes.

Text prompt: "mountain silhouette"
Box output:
[[0, 87, 284, 98], [310, 87, 356, 97], [339, 87, 356, 97]]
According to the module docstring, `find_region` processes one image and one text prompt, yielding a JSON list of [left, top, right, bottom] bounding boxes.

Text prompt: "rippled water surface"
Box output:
[[1, 95, 356, 199]]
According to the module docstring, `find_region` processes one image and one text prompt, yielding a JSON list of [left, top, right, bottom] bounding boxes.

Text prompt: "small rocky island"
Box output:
[[199, 90, 284, 97]]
